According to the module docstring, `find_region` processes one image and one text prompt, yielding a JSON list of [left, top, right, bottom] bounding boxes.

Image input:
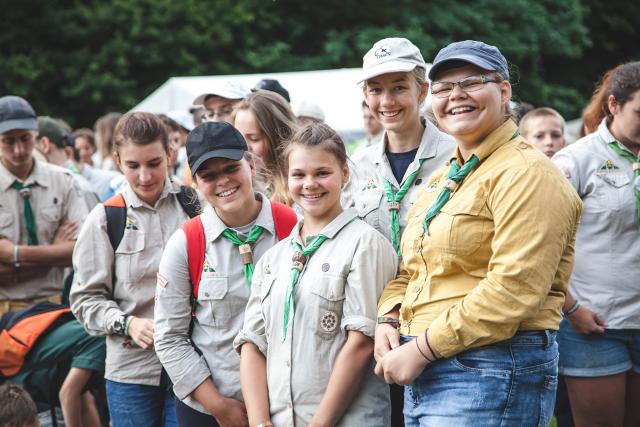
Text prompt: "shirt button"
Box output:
[[204, 292, 210, 297], [285, 360, 291, 367], [287, 403, 293, 409]]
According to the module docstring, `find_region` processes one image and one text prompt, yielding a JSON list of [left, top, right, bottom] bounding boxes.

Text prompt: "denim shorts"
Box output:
[[106, 380, 177, 427], [402, 330, 558, 427], [557, 318, 640, 377]]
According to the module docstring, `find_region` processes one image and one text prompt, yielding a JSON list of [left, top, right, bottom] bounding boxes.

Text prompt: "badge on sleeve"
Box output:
[[155, 273, 169, 300]]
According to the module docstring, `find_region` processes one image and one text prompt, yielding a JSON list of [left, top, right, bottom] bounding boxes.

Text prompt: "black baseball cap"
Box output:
[[252, 79, 290, 102], [0, 96, 37, 134], [187, 121, 248, 176]]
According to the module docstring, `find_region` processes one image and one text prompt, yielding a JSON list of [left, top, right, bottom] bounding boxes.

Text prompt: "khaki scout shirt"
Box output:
[[234, 209, 397, 427], [553, 119, 640, 328], [0, 160, 88, 300], [378, 120, 583, 358], [70, 179, 189, 386], [155, 195, 279, 414], [351, 119, 455, 243]]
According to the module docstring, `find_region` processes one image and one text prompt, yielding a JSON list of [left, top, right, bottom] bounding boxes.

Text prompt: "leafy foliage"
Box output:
[[0, 0, 637, 126]]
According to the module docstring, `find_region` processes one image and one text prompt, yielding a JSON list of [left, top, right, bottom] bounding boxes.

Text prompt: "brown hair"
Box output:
[[232, 90, 298, 205], [0, 383, 38, 427], [72, 128, 96, 150], [582, 61, 640, 134], [94, 112, 122, 159], [519, 107, 566, 135], [157, 114, 181, 133], [113, 112, 168, 152], [284, 122, 348, 174]]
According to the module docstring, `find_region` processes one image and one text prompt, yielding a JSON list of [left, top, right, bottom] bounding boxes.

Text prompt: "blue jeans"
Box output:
[[403, 331, 558, 427], [558, 318, 640, 376], [106, 380, 178, 427]]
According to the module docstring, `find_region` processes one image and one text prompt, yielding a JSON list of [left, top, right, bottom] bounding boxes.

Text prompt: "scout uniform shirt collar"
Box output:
[[290, 208, 359, 245], [121, 177, 179, 209], [0, 159, 51, 191], [597, 118, 635, 155], [374, 119, 440, 186], [451, 119, 520, 165], [202, 192, 277, 243]]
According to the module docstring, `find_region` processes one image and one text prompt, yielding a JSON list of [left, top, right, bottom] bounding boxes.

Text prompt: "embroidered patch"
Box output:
[[558, 165, 571, 180], [374, 47, 391, 59], [321, 263, 330, 272], [599, 159, 620, 171], [157, 273, 168, 288], [202, 259, 215, 273], [362, 178, 378, 191], [319, 311, 338, 332], [125, 217, 139, 230], [264, 264, 271, 275]]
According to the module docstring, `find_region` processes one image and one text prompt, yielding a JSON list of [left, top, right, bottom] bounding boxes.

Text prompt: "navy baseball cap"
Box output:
[[428, 40, 509, 81], [252, 79, 290, 103], [0, 96, 37, 134], [187, 121, 248, 175]]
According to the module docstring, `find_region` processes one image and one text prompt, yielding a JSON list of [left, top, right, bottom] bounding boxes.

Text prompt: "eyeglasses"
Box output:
[[204, 108, 233, 120], [431, 75, 501, 98]]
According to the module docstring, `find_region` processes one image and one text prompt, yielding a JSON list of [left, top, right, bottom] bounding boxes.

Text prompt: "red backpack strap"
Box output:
[[270, 201, 297, 240], [182, 216, 206, 299]]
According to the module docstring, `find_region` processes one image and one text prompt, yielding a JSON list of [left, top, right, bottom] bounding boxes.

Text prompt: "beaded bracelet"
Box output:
[[565, 300, 581, 317]]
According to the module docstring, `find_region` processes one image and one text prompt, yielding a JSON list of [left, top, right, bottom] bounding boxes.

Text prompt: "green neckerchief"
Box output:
[[10, 180, 39, 245], [282, 234, 329, 342], [607, 141, 640, 229], [421, 155, 480, 234], [381, 159, 425, 255], [221, 225, 265, 288], [422, 130, 520, 234]]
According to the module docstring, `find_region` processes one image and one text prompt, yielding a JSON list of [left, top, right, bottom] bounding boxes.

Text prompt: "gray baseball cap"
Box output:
[[0, 96, 38, 134], [358, 38, 426, 84], [428, 40, 509, 80]]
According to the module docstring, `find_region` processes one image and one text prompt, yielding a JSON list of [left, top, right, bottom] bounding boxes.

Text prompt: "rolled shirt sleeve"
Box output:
[[70, 205, 124, 336], [154, 229, 212, 401], [428, 166, 582, 357], [342, 231, 398, 337]]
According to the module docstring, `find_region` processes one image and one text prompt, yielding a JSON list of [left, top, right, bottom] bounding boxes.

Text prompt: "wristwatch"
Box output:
[[113, 314, 129, 336], [377, 316, 400, 329]]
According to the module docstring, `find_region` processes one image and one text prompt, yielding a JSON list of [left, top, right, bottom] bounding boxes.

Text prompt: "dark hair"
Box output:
[[72, 128, 96, 149], [114, 112, 168, 152], [583, 61, 640, 134], [0, 383, 38, 427], [284, 122, 348, 173]]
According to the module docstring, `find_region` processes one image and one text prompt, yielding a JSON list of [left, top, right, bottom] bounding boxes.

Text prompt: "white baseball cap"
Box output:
[[293, 100, 325, 122], [358, 38, 426, 84], [192, 81, 250, 105]]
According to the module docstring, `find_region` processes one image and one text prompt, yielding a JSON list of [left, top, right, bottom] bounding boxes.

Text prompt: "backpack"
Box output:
[[0, 302, 73, 378], [182, 201, 297, 300], [103, 186, 201, 251]]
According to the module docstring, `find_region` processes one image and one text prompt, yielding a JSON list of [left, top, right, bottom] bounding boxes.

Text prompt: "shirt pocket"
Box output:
[[436, 193, 487, 256], [196, 274, 230, 328], [114, 231, 146, 285], [40, 205, 62, 242], [0, 212, 14, 238], [591, 171, 632, 211], [310, 274, 346, 339], [356, 190, 383, 233]]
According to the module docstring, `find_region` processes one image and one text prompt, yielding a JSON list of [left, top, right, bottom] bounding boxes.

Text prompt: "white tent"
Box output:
[[130, 68, 368, 135]]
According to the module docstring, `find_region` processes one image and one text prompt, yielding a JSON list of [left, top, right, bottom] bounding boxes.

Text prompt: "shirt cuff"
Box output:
[[377, 297, 403, 318], [341, 315, 376, 338], [233, 329, 268, 356], [427, 315, 464, 358], [171, 356, 212, 401]]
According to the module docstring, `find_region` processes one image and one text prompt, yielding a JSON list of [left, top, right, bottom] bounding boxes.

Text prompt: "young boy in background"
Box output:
[[519, 107, 566, 158]]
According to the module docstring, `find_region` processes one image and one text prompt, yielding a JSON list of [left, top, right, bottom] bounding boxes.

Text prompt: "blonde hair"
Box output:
[[519, 107, 566, 136], [231, 90, 298, 205]]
